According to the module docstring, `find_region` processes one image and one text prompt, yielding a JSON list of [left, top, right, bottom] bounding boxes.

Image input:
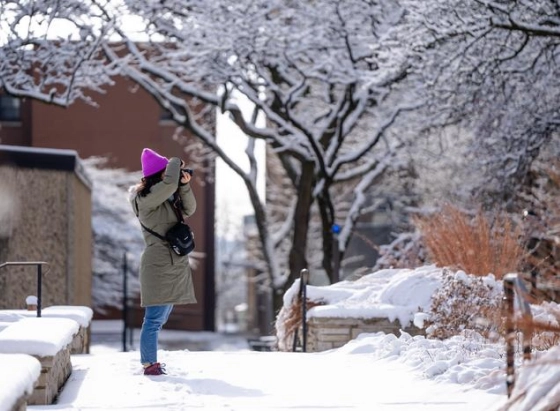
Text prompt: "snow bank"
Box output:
[[333, 331, 506, 394], [282, 265, 443, 328]]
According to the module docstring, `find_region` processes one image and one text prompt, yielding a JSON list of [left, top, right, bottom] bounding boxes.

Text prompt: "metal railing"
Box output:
[[503, 273, 533, 398], [292, 268, 310, 352], [0, 261, 49, 317]]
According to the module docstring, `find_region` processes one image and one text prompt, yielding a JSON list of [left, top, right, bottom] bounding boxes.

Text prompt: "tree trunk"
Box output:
[[317, 184, 338, 284], [284, 161, 315, 295]]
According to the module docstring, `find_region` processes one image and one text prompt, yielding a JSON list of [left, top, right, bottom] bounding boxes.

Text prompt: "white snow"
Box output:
[[302, 266, 442, 327], [30, 340, 504, 411], [26, 295, 38, 306], [0, 306, 93, 328], [42, 306, 93, 328], [0, 354, 41, 411], [0, 310, 29, 322], [0, 317, 79, 356], [497, 344, 560, 411]]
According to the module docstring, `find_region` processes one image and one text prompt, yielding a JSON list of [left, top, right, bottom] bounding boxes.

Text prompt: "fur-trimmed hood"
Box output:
[[128, 184, 140, 202]]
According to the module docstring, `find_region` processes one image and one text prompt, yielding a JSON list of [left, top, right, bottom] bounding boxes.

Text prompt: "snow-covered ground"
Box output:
[[1, 265, 558, 410], [27, 331, 505, 411]]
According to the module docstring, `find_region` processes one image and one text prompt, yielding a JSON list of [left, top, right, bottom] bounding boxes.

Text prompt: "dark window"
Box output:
[[0, 95, 21, 121]]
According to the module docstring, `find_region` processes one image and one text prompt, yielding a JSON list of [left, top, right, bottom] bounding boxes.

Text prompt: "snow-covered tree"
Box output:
[[82, 158, 143, 313], [0, 0, 424, 310], [396, 0, 560, 208]]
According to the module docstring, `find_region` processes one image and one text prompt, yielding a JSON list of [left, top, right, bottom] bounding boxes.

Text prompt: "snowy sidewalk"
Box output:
[[29, 348, 505, 411]]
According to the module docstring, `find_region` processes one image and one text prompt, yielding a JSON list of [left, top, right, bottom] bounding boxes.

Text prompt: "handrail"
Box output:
[[292, 268, 310, 352], [503, 273, 533, 398], [0, 261, 49, 317]]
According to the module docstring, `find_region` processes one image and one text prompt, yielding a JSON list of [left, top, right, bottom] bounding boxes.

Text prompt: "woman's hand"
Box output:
[[180, 169, 192, 185]]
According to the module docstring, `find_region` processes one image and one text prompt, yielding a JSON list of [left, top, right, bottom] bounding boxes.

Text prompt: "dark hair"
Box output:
[[138, 173, 163, 197]]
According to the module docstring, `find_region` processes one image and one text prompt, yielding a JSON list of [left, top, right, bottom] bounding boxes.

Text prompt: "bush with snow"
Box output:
[[426, 268, 503, 340]]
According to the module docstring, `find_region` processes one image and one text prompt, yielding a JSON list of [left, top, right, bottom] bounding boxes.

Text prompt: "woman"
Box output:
[[129, 148, 197, 376]]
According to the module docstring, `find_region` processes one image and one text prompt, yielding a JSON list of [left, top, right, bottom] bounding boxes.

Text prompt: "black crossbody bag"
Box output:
[[136, 194, 195, 256]]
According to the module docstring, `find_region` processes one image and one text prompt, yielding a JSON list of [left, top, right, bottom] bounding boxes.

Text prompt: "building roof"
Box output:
[[0, 145, 92, 189]]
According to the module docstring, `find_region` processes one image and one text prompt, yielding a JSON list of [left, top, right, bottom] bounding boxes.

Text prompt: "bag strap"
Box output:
[[170, 192, 185, 223], [134, 196, 167, 241], [139, 221, 166, 241], [134, 195, 183, 241]]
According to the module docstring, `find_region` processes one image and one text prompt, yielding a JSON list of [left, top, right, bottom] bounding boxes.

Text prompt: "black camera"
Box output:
[[182, 168, 194, 176]]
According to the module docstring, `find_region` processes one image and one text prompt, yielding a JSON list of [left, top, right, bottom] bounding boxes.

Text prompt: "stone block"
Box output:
[[316, 341, 334, 351], [304, 315, 426, 352], [28, 347, 72, 406], [310, 317, 358, 326], [318, 327, 352, 336], [9, 395, 27, 411], [319, 333, 352, 343], [331, 340, 347, 349]]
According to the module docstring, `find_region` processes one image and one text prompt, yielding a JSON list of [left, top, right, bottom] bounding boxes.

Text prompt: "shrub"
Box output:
[[426, 269, 503, 340]]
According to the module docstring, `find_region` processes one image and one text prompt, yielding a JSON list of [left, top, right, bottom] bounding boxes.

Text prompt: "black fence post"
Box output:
[[301, 268, 309, 352], [122, 252, 128, 352], [292, 268, 310, 352], [503, 273, 534, 398], [37, 263, 42, 318], [503, 275, 515, 398]]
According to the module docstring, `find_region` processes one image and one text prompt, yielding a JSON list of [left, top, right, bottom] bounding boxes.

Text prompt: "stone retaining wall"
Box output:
[[69, 326, 90, 354], [28, 347, 72, 405], [303, 317, 425, 352], [9, 396, 27, 411]]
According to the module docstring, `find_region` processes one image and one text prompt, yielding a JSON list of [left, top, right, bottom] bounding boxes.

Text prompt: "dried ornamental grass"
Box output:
[[276, 297, 325, 351], [415, 204, 524, 279]]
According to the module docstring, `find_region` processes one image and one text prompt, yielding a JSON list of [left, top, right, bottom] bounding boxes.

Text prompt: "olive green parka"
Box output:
[[129, 157, 197, 307]]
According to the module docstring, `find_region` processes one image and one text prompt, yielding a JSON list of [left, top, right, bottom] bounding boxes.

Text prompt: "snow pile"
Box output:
[[282, 265, 442, 327], [335, 330, 506, 394], [498, 344, 560, 411], [0, 354, 41, 411], [276, 265, 443, 351]]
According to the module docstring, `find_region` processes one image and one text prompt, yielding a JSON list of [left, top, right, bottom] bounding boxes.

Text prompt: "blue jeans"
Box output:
[[140, 304, 173, 365]]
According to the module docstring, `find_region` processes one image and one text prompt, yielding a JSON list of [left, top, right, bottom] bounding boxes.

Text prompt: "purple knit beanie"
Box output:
[[141, 148, 169, 177]]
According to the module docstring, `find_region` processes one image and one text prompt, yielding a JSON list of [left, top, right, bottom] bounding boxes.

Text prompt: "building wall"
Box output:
[[70, 172, 93, 307], [29, 79, 190, 171], [0, 159, 91, 309]]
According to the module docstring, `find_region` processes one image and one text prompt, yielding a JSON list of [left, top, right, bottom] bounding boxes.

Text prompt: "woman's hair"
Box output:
[[137, 173, 163, 197]]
